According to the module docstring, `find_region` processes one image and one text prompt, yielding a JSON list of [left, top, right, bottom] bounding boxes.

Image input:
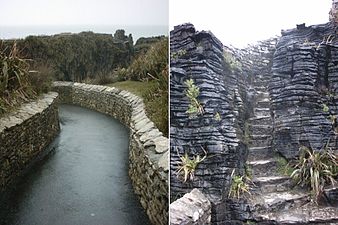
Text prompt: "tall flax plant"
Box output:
[[0, 42, 35, 113], [143, 65, 168, 136], [291, 144, 338, 204]]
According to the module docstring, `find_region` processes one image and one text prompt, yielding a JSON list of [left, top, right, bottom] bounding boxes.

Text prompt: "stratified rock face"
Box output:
[[270, 22, 338, 159], [170, 23, 245, 203], [330, 0, 338, 24]]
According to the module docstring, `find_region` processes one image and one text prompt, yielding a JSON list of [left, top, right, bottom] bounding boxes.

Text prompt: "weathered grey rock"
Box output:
[[170, 189, 211, 225], [171, 22, 338, 225], [270, 22, 338, 159], [170, 23, 252, 225]]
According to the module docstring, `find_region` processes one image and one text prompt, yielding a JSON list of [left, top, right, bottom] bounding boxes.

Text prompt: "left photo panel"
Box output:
[[0, 0, 169, 225]]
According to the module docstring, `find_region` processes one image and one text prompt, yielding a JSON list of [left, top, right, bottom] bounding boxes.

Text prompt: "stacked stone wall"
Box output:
[[0, 92, 60, 191], [53, 82, 168, 225]]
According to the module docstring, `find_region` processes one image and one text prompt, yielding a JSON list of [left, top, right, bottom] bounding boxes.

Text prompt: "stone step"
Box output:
[[256, 99, 271, 108], [254, 108, 271, 117], [255, 86, 268, 92], [253, 80, 269, 87], [252, 191, 310, 214], [253, 176, 293, 193], [324, 186, 338, 206], [255, 75, 271, 82], [249, 116, 272, 126], [248, 134, 272, 147], [247, 146, 274, 161], [256, 91, 269, 99], [248, 159, 278, 176], [257, 205, 338, 224], [248, 124, 273, 136]]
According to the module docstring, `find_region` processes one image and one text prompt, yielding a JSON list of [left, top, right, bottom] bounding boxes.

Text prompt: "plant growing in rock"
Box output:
[[276, 156, 294, 176], [290, 144, 338, 204], [228, 169, 251, 199], [322, 103, 330, 113], [171, 49, 187, 60], [214, 112, 221, 121], [223, 51, 242, 72], [244, 164, 253, 179], [176, 147, 207, 182], [184, 78, 204, 118]]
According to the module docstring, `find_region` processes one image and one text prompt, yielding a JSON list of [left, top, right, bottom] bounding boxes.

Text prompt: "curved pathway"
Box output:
[[0, 104, 150, 225]]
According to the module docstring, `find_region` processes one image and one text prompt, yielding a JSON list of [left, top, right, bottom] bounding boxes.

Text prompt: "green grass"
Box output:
[[108, 80, 157, 97], [108, 80, 168, 137]]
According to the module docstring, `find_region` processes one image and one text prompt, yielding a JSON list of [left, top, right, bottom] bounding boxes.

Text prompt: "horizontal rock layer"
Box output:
[[170, 23, 248, 224], [170, 23, 244, 197], [270, 22, 338, 158]]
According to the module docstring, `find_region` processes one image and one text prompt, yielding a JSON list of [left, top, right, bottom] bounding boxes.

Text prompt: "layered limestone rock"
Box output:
[[170, 22, 338, 224], [170, 23, 247, 224], [330, 0, 338, 24], [270, 22, 338, 159]]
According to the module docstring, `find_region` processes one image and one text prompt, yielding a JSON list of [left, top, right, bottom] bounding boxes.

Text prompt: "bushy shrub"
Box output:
[[2, 31, 133, 82], [0, 42, 52, 115], [29, 63, 54, 95], [123, 38, 168, 81], [143, 65, 168, 136]]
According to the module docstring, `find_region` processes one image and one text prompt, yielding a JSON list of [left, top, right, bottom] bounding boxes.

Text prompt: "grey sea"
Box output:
[[0, 24, 168, 42]]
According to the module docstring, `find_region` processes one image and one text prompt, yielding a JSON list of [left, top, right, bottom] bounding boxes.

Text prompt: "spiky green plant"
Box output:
[[184, 79, 204, 118], [291, 145, 338, 204], [176, 147, 207, 182], [228, 169, 251, 199], [0, 42, 35, 114]]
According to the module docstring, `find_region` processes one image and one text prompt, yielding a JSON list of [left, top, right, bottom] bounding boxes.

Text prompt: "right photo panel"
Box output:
[[169, 1, 338, 224]]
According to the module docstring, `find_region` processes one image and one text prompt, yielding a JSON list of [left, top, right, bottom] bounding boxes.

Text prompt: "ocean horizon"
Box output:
[[0, 24, 168, 43]]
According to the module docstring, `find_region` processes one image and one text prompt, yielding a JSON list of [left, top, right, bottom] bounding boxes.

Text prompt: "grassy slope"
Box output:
[[108, 80, 168, 137]]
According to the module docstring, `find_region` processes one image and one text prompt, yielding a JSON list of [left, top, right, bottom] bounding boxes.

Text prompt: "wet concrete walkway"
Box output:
[[0, 104, 151, 225]]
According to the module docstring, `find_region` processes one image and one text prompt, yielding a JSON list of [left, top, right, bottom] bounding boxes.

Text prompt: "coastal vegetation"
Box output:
[[108, 38, 168, 136], [1, 30, 168, 136], [0, 42, 51, 115]]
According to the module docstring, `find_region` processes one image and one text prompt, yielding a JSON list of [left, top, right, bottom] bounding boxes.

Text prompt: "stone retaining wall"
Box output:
[[0, 92, 60, 191], [52, 81, 168, 225]]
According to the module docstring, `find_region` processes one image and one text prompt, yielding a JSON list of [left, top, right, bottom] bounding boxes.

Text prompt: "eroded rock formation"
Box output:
[[270, 22, 338, 159], [170, 23, 247, 224], [170, 21, 338, 224]]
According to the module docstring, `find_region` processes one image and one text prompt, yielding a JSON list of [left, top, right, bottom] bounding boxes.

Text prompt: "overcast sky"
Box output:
[[170, 0, 332, 47], [0, 0, 168, 26]]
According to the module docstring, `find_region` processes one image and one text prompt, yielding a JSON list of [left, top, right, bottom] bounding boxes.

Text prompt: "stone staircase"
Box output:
[[246, 75, 338, 225]]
